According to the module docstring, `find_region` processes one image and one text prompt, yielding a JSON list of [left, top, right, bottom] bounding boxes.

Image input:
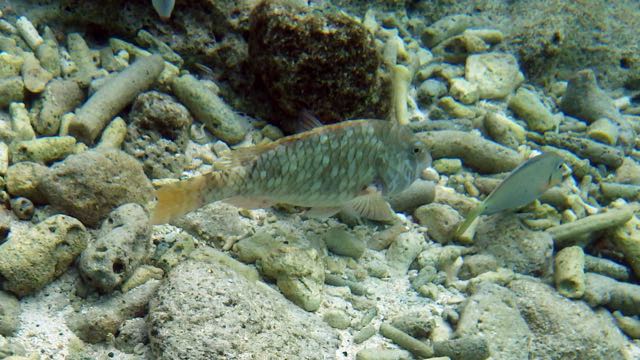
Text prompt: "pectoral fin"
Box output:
[[342, 193, 396, 221]]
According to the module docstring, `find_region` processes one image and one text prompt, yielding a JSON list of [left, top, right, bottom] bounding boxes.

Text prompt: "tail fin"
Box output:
[[454, 203, 485, 238], [150, 172, 227, 225]]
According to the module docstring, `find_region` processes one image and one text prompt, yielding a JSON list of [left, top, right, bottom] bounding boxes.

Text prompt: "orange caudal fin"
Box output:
[[150, 172, 227, 225]]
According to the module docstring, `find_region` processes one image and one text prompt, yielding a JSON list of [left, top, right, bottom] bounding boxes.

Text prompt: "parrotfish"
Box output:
[[455, 152, 565, 236], [150, 119, 432, 224]]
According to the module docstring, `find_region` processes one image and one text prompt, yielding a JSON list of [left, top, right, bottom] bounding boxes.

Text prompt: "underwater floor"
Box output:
[[0, 0, 640, 359]]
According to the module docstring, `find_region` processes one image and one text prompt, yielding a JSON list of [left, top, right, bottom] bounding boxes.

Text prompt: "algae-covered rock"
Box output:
[[508, 87, 559, 132], [170, 74, 248, 145], [0, 215, 88, 297], [258, 246, 324, 311], [21, 52, 52, 93], [417, 130, 523, 174], [67, 279, 160, 343], [414, 203, 462, 244], [475, 215, 553, 277], [68, 54, 165, 144], [390, 312, 434, 339], [9, 136, 76, 164], [610, 214, 640, 279], [36, 78, 84, 136], [248, 0, 386, 126], [483, 112, 526, 150], [79, 203, 151, 293], [148, 260, 338, 359], [583, 272, 640, 316], [0, 77, 25, 108], [387, 179, 436, 214], [323, 226, 365, 259], [39, 149, 154, 227], [0, 291, 20, 336], [614, 158, 640, 185], [5, 161, 48, 204]]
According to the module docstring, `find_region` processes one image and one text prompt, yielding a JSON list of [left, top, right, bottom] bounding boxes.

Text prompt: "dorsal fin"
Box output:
[[216, 142, 280, 169], [296, 110, 324, 132], [217, 119, 386, 169]]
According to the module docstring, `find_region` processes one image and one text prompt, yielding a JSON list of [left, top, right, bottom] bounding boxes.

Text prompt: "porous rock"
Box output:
[[79, 203, 151, 293], [0, 215, 88, 297], [129, 91, 192, 141], [509, 279, 628, 360], [258, 246, 325, 311], [67, 279, 160, 343], [114, 318, 148, 354], [456, 283, 532, 359], [123, 90, 192, 179], [172, 202, 252, 250], [148, 259, 338, 359], [474, 214, 553, 277], [38, 149, 154, 227]]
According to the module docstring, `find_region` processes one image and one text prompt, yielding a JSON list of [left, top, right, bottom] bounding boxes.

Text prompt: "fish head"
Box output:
[[546, 154, 566, 187], [411, 139, 432, 174], [379, 128, 432, 195]]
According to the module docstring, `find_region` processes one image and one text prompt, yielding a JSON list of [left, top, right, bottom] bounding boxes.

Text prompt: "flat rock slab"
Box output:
[[148, 259, 339, 359]]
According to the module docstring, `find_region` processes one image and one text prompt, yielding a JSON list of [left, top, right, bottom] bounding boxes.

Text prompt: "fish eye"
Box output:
[[412, 142, 424, 154]]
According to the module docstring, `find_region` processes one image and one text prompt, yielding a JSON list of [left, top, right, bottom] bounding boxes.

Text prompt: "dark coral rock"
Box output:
[[129, 91, 192, 141], [123, 91, 192, 179], [248, 1, 387, 126]]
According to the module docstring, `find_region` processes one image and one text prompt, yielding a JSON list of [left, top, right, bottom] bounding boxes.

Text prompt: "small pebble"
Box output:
[[432, 158, 462, 175], [323, 309, 351, 330], [324, 227, 365, 259], [353, 325, 376, 344], [10, 197, 34, 220]]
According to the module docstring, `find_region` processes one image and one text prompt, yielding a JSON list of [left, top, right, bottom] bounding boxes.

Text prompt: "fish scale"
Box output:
[[151, 119, 431, 224]]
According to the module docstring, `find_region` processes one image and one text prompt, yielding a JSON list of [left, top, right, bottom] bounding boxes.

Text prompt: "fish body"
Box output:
[[151, 119, 431, 224], [455, 152, 565, 236]]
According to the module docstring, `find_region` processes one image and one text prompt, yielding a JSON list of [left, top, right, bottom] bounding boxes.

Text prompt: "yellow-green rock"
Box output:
[[0, 215, 88, 297]]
